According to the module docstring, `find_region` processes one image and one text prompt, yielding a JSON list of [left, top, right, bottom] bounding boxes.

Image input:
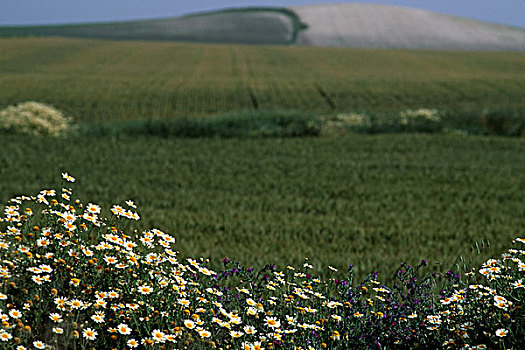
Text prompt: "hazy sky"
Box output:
[[2, 0, 524, 28]]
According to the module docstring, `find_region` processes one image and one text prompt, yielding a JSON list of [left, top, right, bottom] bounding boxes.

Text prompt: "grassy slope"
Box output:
[[292, 3, 525, 50], [0, 8, 298, 45], [1, 134, 524, 281], [1, 38, 524, 121]]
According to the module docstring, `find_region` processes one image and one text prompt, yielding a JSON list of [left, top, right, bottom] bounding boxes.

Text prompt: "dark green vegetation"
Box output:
[[70, 109, 525, 138], [1, 38, 524, 122], [0, 8, 303, 44], [77, 110, 321, 138], [2, 134, 524, 281]]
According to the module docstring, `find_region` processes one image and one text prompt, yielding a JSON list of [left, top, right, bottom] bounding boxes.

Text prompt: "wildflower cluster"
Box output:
[[0, 102, 72, 137], [426, 243, 525, 349], [0, 173, 523, 349]]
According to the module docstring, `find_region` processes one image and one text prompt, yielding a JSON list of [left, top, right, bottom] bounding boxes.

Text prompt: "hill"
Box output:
[[291, 3, 525, 51], [1, 3, 525, 50], [0, 8, 302, 45]]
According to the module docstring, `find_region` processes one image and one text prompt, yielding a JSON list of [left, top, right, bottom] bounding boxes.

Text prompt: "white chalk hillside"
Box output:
[[291, 3, 525, 50]]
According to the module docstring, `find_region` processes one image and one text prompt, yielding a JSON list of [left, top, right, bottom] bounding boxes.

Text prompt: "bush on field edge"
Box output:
[[0, 102, 72, 137]]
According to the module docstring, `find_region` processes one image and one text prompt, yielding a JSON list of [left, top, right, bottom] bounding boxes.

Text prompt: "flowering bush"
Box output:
[[0, 174, 523, 349], [396, 109, 442, 133], [398, 109, 441, 126], [0, 102, 72, 137], [321, 113, 371, 135]]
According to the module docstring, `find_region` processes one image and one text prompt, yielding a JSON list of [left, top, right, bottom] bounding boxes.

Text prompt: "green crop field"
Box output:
[[1, 37, 524, 122], [2, 36, 525, 280], [1, 133, 524, 282], [3, 35, 525, 348]]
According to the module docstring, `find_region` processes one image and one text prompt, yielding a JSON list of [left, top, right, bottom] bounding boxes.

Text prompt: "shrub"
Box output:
[[0, 102, 72, 137], [321, 113, 371, 135], [0, 173, 524, 349], [397, 108, 442, 132], [323, 109, 444, 135]]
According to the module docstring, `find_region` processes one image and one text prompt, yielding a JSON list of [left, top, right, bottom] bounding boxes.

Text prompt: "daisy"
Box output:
[[8, 309, 22, 319], [36, 238, 50, 247], [69, 299, 83, 309], [138, 285, 153, 295], [104, 256, 118, 264], [127, 339, 139, 348], [32, 276, 44, 285], [231, 330, 243, 338], [495, 328, 508, 337], [511, 279, 524, 288], [61, 173, 75, 182], [27, 267, 42, 274], [152, 329, 166, 343], [158, 240, 170, 248], [70, 278, 81, 287], [184, 320, 195, 329], [117, 323, 132, 335], [53, 327, 64, 334], [244, 325, 256, 335], [237, 287, 251, 295], [265, 316, 281, 329], [91, 314, 105, 323], [165, 334, 176, 342], [36, 195, 49, 205], [64, 222, 76, 231], [332, 314, 342, 322], [33, 341, 46, 349], [95, 299, 107, 308], [242, 342, 253, 350], [111, 205, 124, 215], [83, 328, 97, 340], [41, 189, 56, 196], [123, 240, 136, 250], [127, 303, 140, 310], [39, 264, 53, 273], [178, 299, 190, 306], [161, 234, 175, 243], [0, 331, 12, 341], [54, 297, 68, 309], [62, 211, 77, 222], [199, 329, 212, 338], [86, 203, 101, 214], [140, 237, 154, 246]]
